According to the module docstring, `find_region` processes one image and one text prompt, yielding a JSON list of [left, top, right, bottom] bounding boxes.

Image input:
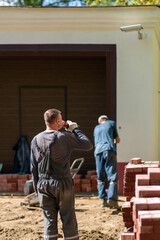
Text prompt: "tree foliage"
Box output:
[[0, 0, 84, 6], [0, 0, 159, 6], [87, 0, 160, 6]]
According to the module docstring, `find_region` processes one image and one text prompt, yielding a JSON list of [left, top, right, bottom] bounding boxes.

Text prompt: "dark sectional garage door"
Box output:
[[20, 86, 66, 143], [0, 44, 116, 174]]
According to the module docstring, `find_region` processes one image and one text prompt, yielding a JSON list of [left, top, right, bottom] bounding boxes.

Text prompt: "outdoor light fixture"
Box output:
[[120, 24, 144, 40]]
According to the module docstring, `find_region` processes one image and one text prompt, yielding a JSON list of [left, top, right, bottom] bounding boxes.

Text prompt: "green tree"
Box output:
[[0, 0, 159, 6], [87, 0, 160, 6], [86, 0, 116, 6], [2, 0, 45, 6], [0, 0, 85, 6]]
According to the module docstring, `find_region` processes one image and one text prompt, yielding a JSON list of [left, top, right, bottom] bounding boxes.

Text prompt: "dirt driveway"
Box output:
[[0, 194, 125, 240]]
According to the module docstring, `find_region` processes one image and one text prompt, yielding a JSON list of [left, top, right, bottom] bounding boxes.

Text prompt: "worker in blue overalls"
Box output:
[[93, 115, 121, 210], [31, 108, 93, 240]]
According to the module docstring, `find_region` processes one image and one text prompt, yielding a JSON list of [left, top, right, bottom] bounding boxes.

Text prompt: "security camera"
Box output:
[[120, 24, 143, 32]]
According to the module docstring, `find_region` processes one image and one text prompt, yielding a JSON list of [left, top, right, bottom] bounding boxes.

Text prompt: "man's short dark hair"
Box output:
[[44, 109, 61, 125]]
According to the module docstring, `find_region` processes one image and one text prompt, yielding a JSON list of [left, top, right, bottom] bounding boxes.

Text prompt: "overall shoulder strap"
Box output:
[[36, 131, 58, 154]]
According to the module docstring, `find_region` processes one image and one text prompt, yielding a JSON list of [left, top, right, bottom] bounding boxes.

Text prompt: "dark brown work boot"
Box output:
[[101, 198, 107, 208], [107, 200, 121, 210]]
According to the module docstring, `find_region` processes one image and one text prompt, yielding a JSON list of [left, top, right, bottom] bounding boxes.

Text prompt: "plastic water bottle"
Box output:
[[63, 121, 69, 129]]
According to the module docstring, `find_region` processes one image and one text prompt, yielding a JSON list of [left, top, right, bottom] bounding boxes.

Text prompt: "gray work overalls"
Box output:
[[35, 132, 79, 240]]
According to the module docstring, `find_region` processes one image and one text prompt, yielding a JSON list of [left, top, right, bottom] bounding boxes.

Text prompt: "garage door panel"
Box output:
[[20, 87, 66, 143]]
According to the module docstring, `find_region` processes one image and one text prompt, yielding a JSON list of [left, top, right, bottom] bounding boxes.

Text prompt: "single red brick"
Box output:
[[132, 198, 148, 215], [87, 170, 97, 176], [28, 174, 32, 180], [6, 174, 12, 179], [123, 216, 132, 222], [136, 186, 160, 198], [90, 175, 97, 180], [150, 179, 160, 185], [90, 186, 97, 192], [147, 198, 160, 210], [18, 184, 25, 192], [124, 222, 134, 228], [81, 183, 91, 192], [18, 175, 28, 180], [122, 201, 131, 211], [91, 181, 97, 185], [137, 220, 153, 233], [136, 174, 149, 187], [125, 191, 135, 197], [74, 174, 82, 179], [136, 232, 160, 240], [125, 172, 136, 177], [153, 226, 160, 233], [7, 183, 18, 192], [0, 183, 8, 191], [125, 165, 143, 173], [12, 174, 18, 179], [121, 232, 135, 240], [122, 212, 132, 220], [126, 196, 132, 201], [138, 210, 160, 226], [1, 178, 7, 183], [7, 178, 17, 183], [81, 179, 91, 184], [74, 185, 81, 192], [148, 168, 160, 180], [86, 186, 92, 192], [130, 158, 142, 164], [123, 187, 132, 192], [124, 177, 136, 183], [85, 175, 91, 179], [74, 179, 82, 184]]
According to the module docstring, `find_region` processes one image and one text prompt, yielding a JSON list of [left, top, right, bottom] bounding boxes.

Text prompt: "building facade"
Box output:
[[0, 5, 160, 193]]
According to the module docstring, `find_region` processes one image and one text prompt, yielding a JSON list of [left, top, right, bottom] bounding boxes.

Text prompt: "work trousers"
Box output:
[[95, 150, 118, 201], [38, 177, 79, 240]]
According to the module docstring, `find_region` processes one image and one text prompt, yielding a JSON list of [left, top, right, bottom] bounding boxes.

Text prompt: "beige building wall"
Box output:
[[153, 25, 160, 162], [0, 6, 159, 163]]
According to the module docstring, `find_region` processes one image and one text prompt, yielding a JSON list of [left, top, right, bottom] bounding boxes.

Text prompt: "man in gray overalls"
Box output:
[[30, 109, 93, 240]]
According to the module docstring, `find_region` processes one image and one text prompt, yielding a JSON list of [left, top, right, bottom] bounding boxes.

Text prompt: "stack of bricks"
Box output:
[[120, 158, 160, 240], [73, 170, 98, 192], [123, 158, 160, 201], [0, 174, 32, 192], [136, 168, 160, 198], [0, 171, 98, 193], [131, 197, 160, 240], [122, 201, 134, 230], [73, 174, 82, 192]]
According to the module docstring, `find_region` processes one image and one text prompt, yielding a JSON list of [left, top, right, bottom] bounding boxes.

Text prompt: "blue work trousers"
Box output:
[[95, 150, 118, 201]]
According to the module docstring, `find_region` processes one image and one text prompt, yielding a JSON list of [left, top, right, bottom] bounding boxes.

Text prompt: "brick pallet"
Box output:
[[0, 170, 98, 193], [74, 170, 98, 192], [121, 158, 160, 240], [0, 174, 32, 192], [123, 158, 160, 201]]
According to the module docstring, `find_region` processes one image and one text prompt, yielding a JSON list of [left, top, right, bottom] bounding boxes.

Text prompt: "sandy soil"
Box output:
[[0, 194, 125, 240]]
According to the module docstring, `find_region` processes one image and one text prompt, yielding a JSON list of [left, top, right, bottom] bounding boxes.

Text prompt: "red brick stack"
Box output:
[[136, 168, 160, 198], [0, 171, 98, 193], [131, 197, 160, 240], [73, 174, 82, 192], [122, 201, 134, 229], [0, 174, 32, 192], [73, 170, 98, 192], [123, 159, 160, 201], [18, 175, 29, 192], [136, 210, 160, 240], [120, 159, 160, 240]]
